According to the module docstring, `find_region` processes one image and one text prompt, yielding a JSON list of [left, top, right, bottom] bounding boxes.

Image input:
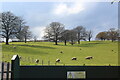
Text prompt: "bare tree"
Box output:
[[69, 30, 77, 45], [0, 11, 24, 45], [73, 26, 86, 44], [87, 30, 92, 42], [60, 30, 70, 45], [44, 22, 64, 45], [22, 26, 32, 43], [15, 18, 26, 41], [108, 28, 118, 42], [15, 30, 24, 41], [33, 35, 37, 42]]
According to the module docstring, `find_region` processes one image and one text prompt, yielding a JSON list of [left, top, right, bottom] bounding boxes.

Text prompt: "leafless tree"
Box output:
[[86, 30, 93, 42], [73, 26, 86, 44], [15, 26, 31, 43], [108, 28, 118, 42], [60, 30, 70, 45], [33, 35, 37, 42], [15, 18, 26, 41], [69, 30, 77, 45], [44, 22, 65, 45], [22, 26, 32, 43], [0, 11, 24, 45]]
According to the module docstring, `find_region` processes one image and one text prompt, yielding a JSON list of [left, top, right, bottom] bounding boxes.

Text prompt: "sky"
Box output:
[[1, 1, 118, 40]]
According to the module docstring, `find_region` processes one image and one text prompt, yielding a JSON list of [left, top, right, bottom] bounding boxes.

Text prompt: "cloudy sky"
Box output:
[[2, 1, 118, 40]]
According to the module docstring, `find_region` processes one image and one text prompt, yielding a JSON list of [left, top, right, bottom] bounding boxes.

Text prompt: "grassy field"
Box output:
[[2, 41, 118, 66]]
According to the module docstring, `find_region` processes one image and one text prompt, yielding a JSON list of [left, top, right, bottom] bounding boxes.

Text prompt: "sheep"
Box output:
[[71, 57, 77, 60], [35, 59, 39, 63], [85, 56, 93, 59], [13, 46, 16, 49], [56, 58, 60, 63]]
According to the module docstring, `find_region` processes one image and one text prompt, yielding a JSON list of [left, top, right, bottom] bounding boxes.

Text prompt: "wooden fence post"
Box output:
[[42, 60, 43, 65], [1, 62, 4, 80], [6, 62, 10, 80], [11, 55, 20, 80], [48, 61, 50, 65]]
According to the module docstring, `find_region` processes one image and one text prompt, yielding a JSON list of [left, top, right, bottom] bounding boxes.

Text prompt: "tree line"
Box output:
[[44, 22, 93, 45], [96, 28, 119, 42], [1, 11, 119, 45]]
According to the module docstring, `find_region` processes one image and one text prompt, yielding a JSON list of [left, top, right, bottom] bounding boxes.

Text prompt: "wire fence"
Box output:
[[2, 54, 116, 66]]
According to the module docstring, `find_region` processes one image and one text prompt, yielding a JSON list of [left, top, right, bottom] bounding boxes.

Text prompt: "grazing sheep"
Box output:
[[72, 57, 77, 60], [85, 56, 93, 59], [56, 58, 60, 62], [35, 59, 39, 63], [13, 46, 16, 49]]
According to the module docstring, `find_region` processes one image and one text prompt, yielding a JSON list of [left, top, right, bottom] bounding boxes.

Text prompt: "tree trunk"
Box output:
[[64, 40, 66, 45], [25, 38, 27, 43], [55, 39, 58, 45], [78, 40, 80, 44], [112, 39, 114, 42], [6, 38, 9, 45], [89, 38, 90, 42], [78, 33, 80, 44], [55, 35, 58, 45], [71, 40, 73, 45]]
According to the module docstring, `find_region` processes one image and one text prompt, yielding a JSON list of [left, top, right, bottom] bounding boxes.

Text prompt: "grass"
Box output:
[[2, 41, 118, 66]]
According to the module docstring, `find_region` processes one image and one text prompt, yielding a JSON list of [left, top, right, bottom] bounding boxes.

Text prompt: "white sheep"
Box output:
[[71, 57, 77, 60], [56, 58, 60, 62], [85, 56, 93, 59], [35, 59, 39, 63], [13, 46, 16, 49]]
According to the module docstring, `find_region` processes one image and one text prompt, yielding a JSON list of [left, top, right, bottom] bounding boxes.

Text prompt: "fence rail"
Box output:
[[0, 55, 119, 80], [0, 62, 11, 80]]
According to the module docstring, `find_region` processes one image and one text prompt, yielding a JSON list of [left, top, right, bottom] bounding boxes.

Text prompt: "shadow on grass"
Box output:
[[16, 44, 56, 49], [56, 41, 108, 47], [77, 42, 108, 47]]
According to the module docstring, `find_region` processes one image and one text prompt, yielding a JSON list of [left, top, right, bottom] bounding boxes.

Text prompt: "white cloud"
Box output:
[[53, 2, 85, 15], [31, 26, 46, 40]]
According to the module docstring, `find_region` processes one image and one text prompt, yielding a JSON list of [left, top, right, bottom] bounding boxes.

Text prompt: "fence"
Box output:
[[0, 55, 119, 80], [2, 54, 115, 66], [0, 62, 11, 80], [2, 54, 57, 66], [11, 55, 119, 80]]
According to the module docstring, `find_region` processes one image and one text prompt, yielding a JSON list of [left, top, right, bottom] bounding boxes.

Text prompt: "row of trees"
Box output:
[[1, 12, 119, 45], [96, 28, 119, 42], [0, 12, 31, 45], [44, 22, 93, 45]]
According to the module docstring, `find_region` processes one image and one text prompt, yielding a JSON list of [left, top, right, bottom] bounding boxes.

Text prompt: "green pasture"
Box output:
[[2, 41, 118, 66]]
